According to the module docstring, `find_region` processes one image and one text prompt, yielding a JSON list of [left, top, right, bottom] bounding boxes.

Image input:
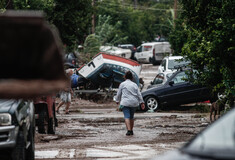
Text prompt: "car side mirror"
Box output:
[[150, 81, 153, 85], [169, 81, 174, 86]]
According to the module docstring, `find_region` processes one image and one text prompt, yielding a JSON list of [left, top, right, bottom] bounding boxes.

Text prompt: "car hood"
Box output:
[[142, 84, 165, 96], [0, 99, 17, 113]]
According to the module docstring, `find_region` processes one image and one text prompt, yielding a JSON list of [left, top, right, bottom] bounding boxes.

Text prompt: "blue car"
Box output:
[[141, 69, 215, 111]]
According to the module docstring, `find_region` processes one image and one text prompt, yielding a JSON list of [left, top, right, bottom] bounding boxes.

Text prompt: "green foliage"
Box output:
[[11, 0, 93, 52], [97, 0, 174, 46], [83, 34, 101, 59], [0, 0, 5, 9], [176, 0, 235, 95], [83, 15, 128, 60], [95, 15, 128, 46], [169, 16, 188, 55], [13, 0, 55, 11], [50, 0, 93, 52]]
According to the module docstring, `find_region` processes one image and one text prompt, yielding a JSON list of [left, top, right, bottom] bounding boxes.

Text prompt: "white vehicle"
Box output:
[[158, 56, 191, 74], [135, 42, 171, 64], [100, 46, 132, 59]]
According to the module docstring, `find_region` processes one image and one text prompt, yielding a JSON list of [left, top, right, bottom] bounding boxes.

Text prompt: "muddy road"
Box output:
[[35, 64, 210, 160]]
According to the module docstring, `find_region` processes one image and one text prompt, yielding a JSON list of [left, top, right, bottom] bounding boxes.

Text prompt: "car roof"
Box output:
[[119, 44, 133, 46], [164, 56, 184, 60], [142, 42, 170, 46]]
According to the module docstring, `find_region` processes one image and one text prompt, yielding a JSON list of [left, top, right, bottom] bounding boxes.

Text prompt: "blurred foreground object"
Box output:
[[0, 10, 68, 98]]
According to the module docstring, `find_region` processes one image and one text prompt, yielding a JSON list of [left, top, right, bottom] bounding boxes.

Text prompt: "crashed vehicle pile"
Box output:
[[70, 53, 143, 100]]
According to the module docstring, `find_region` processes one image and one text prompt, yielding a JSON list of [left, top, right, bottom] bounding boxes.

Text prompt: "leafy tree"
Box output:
[[95, 15, 128, 46], [50, 0, 93, 52], [97, 0, 174, 46], [0, 0, 6, 11], [83, 15, 128, 59], [168, 16, 188, 55], [12, 0, 55, 12], [9, 0, 93, 52], [177, 0, 235, 96], [83, 34, 100, 60]]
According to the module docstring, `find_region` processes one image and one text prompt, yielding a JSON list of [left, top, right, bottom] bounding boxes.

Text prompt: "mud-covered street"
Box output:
[[35, 64, 211, 160]]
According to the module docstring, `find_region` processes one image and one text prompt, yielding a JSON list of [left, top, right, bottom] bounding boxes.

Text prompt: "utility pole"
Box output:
[[92, 0, 96, 34]]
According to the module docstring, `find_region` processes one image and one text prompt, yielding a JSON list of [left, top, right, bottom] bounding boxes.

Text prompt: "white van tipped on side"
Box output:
[[134, 42, 171, 65]]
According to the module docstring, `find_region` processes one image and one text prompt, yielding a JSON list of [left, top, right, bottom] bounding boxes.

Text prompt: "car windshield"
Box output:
[[168, 59, 189, 69], [172, 71, 188, 84], [182, 108, 235, 159], [166, 73, 173, 79], [153, 73, 164, 85], [143, 46, 152, 51]]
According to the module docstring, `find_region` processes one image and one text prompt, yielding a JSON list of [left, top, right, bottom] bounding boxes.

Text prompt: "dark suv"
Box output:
[[0, 99, 35, 160]]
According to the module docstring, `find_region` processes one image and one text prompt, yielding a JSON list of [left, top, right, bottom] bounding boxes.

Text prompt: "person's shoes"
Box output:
[[65, 111, 70, 114], [130, 130, 134, 135], [126, 130, 132, 136]]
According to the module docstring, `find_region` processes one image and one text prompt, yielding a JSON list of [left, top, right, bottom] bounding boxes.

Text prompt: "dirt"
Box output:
[[35, 98, 210, 160], [35, 64, 211, 159]]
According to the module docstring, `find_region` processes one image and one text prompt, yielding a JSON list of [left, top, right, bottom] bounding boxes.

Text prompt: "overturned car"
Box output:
[[71, 53, 143, 100]]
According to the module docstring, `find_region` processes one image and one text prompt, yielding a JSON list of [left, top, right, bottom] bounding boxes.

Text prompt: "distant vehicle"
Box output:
[[135, 42, 171, 64], [0, 99, 35, 160], [141, 69, 215, 111], [147, 71, 173, 89], [100, 46, 132, 59], [158, 56, 191, 74], [118, 44, 137, 60], [152, 106, 235, 160], [64, 52, 79, 68]]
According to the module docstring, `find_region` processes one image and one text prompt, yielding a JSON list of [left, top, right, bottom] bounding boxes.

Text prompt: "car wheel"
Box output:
[[151, 57, 158, 65], [11, 131, 26, 160], [38, 107, 48, 134], [144, 96, 160, 111], [26, 126, 35, 160], [48, 117, 55, 134]]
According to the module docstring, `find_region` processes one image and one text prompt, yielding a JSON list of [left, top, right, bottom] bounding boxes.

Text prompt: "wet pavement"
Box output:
[[35, 99, 210, 160]]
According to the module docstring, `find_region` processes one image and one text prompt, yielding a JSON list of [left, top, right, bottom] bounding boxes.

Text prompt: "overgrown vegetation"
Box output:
[[170, 0, 235, 100]]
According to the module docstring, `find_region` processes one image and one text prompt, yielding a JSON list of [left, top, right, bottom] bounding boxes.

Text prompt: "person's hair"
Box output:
[[124, 71, 133, 80]]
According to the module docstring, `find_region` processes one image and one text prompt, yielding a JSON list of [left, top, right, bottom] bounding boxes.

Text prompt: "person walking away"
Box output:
[[56, 69, 73, 114], [114, 71, 145, 136]]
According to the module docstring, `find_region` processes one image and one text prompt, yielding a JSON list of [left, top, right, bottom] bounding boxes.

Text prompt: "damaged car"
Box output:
[[141, 69, 216, 111]]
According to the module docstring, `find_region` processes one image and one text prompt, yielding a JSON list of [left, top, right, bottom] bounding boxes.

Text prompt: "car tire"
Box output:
[[26, 126, 35, 160], [48, 117, 55, 134], [38, 107, 48, 134], [151, 57, 158, 65], [12, 131, 26, 160], [144, 96, 160, 111]]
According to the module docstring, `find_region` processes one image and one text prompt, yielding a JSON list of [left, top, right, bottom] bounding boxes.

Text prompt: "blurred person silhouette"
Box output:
[[56, 69, 74, 114], [114, 71, 145, 136]]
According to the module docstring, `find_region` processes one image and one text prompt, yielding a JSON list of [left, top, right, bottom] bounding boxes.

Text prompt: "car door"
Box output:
[[160, 71, 201, 105]]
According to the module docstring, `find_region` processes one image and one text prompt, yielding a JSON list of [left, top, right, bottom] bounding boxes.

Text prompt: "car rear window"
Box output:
[[168, 59, 189, 69]]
